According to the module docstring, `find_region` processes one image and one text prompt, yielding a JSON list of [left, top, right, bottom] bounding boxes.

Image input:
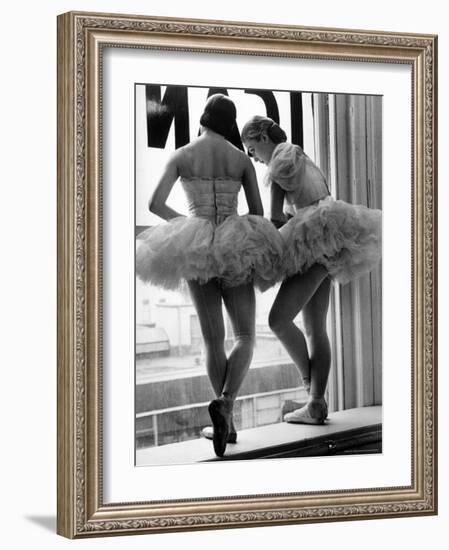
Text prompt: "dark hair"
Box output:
[[241, 116, 287, 146], [199, 94, 237, 139]]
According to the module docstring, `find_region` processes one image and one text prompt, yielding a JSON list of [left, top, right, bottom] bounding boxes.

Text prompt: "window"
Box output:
[[315, 94, 382, 411], [135, 86, 382, 457]]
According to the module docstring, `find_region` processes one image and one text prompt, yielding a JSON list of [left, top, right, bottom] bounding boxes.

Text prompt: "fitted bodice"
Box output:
[[181, 177, 242, 224]]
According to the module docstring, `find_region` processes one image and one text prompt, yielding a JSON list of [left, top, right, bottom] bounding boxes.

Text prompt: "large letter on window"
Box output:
[[244, 90, 280, 123], [146, 85, 190, 149], [290, 92, 304, 148]]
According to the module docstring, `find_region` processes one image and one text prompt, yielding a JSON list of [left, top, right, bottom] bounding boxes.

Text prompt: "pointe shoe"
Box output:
[[208, 397, 232, 457], [284, 399, 328, 425], [283, 399, 328, 419], [282, 400, 307, 416], [201, 426, 237, 444]]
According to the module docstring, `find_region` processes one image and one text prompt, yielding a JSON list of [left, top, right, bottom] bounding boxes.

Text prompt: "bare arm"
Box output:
[[149, 152, 184, 220], [241, 157, 264, 216], [270, 181, 288, 228]]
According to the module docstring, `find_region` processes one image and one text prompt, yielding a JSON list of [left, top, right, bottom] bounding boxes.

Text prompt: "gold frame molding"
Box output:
[[57, 11, 438, 538]]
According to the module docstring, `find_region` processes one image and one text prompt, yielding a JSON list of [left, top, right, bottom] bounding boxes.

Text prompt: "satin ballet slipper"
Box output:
[[208, 397, 233, 457], [283, 398, 328, 425], [283, 399, 328, 419]]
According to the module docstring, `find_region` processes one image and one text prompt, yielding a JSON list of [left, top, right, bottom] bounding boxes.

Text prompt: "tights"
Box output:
[[269, 264, 331, 400], [187, 279, 255, 402]]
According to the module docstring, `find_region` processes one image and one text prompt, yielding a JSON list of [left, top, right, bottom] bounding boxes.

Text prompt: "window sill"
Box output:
[[136, 405, 381, 465]]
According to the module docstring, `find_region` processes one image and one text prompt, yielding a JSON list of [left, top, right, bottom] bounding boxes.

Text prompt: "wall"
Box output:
[[1, 1, 446, 549]]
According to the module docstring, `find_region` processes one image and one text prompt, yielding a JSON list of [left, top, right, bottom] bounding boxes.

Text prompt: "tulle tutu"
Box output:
[[280, 196, 382, 284], [136, 214, 284, 291], [136, 217, 216, 290], [214, 214, 284, 288]]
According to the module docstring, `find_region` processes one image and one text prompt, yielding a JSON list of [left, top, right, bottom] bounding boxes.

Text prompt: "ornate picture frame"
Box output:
[[57, 11, 437, 538]]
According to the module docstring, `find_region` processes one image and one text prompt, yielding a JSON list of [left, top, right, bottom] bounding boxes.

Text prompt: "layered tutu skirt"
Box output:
[[136, 214, 284, 290], [280, 196, 382, 284]]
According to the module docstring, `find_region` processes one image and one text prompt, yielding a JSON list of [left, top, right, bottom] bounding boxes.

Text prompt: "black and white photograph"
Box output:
[[134, 84, 383, 465], [2, 0, 443, 544]]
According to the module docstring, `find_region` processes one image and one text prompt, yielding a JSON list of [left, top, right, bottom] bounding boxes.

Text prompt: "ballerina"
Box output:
[[136, 96, 283, 455], [242, 115, 382, 424]]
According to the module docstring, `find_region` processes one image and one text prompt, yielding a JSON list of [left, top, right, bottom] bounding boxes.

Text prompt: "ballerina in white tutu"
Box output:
[[242, 116, 382, 425], [136, 96, 283, 456]]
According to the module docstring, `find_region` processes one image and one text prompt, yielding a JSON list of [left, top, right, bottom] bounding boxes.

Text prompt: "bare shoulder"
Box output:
[[177, 137, 203, 158], [167, 144, 190, 168], [224, 142, 250, 167], [170, 145, 186, 161], [239, 150, 255, 173]]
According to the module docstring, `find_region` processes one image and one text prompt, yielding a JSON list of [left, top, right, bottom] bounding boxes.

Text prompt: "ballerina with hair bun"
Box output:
[[136, 96, 284, 457], [242, 115, 382, 425]]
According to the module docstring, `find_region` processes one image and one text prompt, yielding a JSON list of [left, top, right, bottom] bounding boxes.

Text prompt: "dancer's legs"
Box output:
[[302, 277, 331, 399], [269, 264, 328, 391], [187, 279, 227, 397], [188, 280, 255, 448], [221, 282, 256, 400], [207, 282, 255, 455]]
